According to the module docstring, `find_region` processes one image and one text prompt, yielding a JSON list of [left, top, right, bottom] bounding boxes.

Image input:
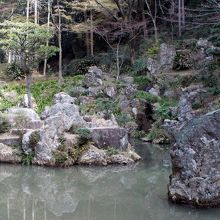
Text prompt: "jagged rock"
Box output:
[[83, 66, 103, 88], [105, 86, 116, 98], [159, 43, 176, 71], [6, 108, 40, 123], [22, 130, 39, 154], [78, 145, 107, 166], [148, 87, 160, 97], [88, 86, 103, 96], [3, 91, 18, 102], [90, 127, 129, 150], [54, 92, 76, 104], [36, 93, 86, 163], [63, 133, 79, 148], [147, 58, 159, 75], [19, 94, 37, 110], [196, 38, 212, 50], [109, 154, 134, 165], [124, 84, 136, 97], [0, 143, 21, 163], [86, 115, 118, 128], [178, 95, 193, 122], [167, 109, 220, 207]]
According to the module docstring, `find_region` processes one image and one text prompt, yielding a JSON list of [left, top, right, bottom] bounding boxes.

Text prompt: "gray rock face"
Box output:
[[105, 86, 116, 98], [7, 108, 40, 122], [90, 127, 129, 150], [19, 94, 37, 110], [0, 143, 21, 163], [83, 66, 103, 88], [177, 95, 193, 122], [159, 43, 176, 71], [167, 110, 220, 207], [36, 93, 86, 163]]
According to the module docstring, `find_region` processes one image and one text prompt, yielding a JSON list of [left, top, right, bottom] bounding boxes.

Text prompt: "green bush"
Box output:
[[106, 147, 120, 156], [64, 56, 97, 75], [0, 115, 10, 133], [95, 98, 120, 118], [134, 91, 159, 103], [6, 63, 25, 80], [132, 57, 148, 75], [115, 113, 133, 127], [22, 153, 34, 166], [134, 75, 152, 90], [29, 131, 40, 150], [75, 128, 92, 146], [173, 50, 192, 71], [154, 98, 177, 120]]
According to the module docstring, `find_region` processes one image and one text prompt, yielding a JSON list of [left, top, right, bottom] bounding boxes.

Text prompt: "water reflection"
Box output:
[[0, 142, 219, 220]]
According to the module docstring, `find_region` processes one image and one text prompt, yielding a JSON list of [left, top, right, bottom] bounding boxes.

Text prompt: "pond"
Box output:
[[0, 140, 219, 220]]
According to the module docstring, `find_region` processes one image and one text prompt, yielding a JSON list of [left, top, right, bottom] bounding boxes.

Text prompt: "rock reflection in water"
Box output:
[[0, 142, 220, 220]]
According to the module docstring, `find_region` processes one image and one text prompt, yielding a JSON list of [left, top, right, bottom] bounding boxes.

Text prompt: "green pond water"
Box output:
[[0, 141, 220, 220]]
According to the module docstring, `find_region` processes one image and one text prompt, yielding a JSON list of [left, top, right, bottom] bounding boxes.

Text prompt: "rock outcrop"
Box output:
[[167, 109, 220, 207], [0, 92, 141, 167]]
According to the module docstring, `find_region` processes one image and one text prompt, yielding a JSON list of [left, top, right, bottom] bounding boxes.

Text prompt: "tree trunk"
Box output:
[[90, 10, 94, 57], [178, 0, 182, 36], [26, 72, 32, 109], [58, 1, 63, 83], [34, 0, 38, 24], [43, 0, 51, 76], [116, 43, 120, 80], [27, 0, 30, 23]]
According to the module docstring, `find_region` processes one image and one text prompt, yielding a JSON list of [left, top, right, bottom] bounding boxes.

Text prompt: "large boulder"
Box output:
[[0, 143, 21, 163], [83, 66, 103, 88], [19, 94, 37, 110], [90, 127, 129, 150], [5, 108, 41, 130], [159, 43, 176, 71], [167, 109, 220, 207]]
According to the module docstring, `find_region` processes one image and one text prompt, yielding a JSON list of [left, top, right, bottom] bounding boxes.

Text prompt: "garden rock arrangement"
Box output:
[[0, 92, 141, 167], [166, 109, 220, 207]]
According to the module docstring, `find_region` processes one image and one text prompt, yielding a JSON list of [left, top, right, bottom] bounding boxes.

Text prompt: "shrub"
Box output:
[[132, 57, 148, 75], [6, 63, 25, 80], [64, 56, 97, 75], [116, 113, 133, 127], [154, 98, 177, 121], [134, 75, 152, 90], [134, 91, 159, 103], [22, 153, 34, 166], [95, 98, 120, 119], [53, 150, 68, 165], [29, 131, 40, 150], [75, 128, 92, 146], [106, 147, 119, 156], [173, 50, 192, 71], [0, 115, 10, 133], [147, 120, 169, 144], [146, 43, 160, 58]]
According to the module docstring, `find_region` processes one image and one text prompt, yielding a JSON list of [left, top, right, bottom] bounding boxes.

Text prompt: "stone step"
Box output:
[[0, 134, 21, 147]]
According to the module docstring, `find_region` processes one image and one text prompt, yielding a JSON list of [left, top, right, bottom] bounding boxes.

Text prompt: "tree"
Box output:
[[0, 21, 58, 107]]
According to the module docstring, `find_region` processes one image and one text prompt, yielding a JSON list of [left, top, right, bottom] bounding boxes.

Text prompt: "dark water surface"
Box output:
[[0, 141, 219, 220]]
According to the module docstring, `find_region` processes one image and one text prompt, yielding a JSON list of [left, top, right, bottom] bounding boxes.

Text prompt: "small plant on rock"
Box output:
[[106, 147, 120, 156], [0, 115, 10, 133], [75, 128, 92, 147]]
